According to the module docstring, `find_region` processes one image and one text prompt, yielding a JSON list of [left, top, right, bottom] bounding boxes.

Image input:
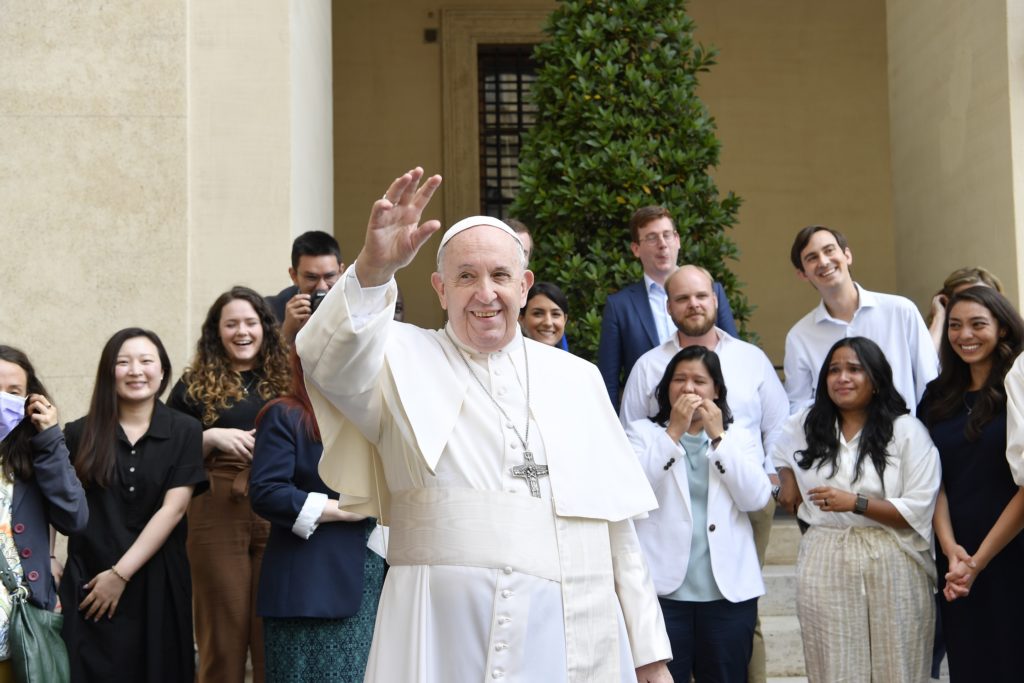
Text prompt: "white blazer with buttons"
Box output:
[[627, 420, 771, 602]]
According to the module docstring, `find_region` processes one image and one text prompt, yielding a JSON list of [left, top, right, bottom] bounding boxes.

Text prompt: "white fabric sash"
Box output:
[[387, 487, 561, 581]]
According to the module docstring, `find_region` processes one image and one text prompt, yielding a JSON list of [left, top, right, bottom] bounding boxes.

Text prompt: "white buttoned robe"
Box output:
[[296, 269, 671, 683]]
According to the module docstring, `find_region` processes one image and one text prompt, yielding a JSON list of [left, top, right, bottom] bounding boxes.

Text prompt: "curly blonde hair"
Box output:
[[181, 286, 290, 426]]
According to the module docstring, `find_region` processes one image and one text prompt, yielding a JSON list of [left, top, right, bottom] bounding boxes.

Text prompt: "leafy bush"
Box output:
[[511, 0, 750, 361]]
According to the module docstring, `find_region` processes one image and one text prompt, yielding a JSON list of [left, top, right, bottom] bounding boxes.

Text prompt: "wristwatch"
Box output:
[[853, 494, 869, 515], [771, 485, 781, 502]]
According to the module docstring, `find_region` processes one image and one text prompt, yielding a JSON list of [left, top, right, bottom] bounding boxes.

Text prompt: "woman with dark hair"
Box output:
[[772, 336, 940, 683], [919, 287, 1024, 681], [0, 347, 87, 679], [626, 346, 770, 682], [250, 349, 384, 681], [62, 329, 206, 682], [519, 281, 570, 349], [168, 286, 289, 683]]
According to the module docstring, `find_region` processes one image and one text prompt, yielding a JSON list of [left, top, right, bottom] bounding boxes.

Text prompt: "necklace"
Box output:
[[443, 329, 548, 498], [963, 393, 974, 415], [241, 372, 259, 396]]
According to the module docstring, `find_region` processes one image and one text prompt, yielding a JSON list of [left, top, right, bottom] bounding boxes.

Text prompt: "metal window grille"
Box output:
[[478, 44, 537, 218]]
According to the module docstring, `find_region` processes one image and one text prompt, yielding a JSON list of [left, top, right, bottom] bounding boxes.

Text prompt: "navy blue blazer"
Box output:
[[17, 426, 89, 610], [265, 285, 298, 325], [250, 402, 376, 619], [597, 279, 737, 406]]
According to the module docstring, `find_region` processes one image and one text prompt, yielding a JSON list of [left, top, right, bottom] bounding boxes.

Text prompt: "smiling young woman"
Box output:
[[919, 286, 1024, 682], [519, 282, 569, 348], [167, 286, 290, 683], [63, 329, 205, 682]]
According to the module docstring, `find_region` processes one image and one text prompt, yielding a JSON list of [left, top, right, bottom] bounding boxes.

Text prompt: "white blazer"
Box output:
[[627, 420, 770, 602]]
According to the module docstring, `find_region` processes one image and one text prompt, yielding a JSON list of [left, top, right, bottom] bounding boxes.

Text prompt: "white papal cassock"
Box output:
[[296, 266, 671, 683]]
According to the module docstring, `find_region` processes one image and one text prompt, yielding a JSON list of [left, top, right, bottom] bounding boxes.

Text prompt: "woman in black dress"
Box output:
[[920, 286, 1024, 682], [61, 328, 207, 682], [168, 286, 289, 683]]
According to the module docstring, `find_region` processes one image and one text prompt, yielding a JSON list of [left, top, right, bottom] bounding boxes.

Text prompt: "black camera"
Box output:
[[310, 290, 328, 314]]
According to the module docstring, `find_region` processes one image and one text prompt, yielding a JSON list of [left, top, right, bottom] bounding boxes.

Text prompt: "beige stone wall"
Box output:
[[333, 1, 896, 366], [689, 0, 894, 364], [0, 2, 190, 420], [887, 0, 1020, 309], [0, 0, 318, 420]]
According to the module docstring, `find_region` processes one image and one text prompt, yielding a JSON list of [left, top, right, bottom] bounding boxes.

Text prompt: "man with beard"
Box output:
[[598, 206, 738, 406], [619, 264, 786, 683]]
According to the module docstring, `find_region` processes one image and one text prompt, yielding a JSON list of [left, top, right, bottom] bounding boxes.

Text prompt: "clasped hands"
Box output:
[[665, 393, 723, 443], [941, 544, 978, 602]]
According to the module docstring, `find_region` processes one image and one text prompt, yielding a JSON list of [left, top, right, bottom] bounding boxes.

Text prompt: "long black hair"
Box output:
[[649, 345, 733, 428], [75, 328, 171, 488], [922, 286, 1024, 439], [796, 337, 908, 484], [0, 346, 51, 481]]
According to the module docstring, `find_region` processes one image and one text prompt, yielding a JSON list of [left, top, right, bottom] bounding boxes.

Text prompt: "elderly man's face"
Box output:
[[431, 226, 533, 353]]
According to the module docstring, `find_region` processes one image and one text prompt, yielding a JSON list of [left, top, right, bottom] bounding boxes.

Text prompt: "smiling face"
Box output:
[[947, 300, 1001, 372], [826, 345, 874, 414], [431, 226, 534, 353], [218, 298, 264, 371], [666, 266, 718, 338], [631, 216, 680, 282], [797, 229, 853, 293], [0, 360, 28, 396], [520, 293, 567, 346], [114, 336, 164, 405]]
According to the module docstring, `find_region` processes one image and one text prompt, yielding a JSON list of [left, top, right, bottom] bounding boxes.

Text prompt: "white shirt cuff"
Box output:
[[291, 492, 329, 539], [344, 262, 394, 312]]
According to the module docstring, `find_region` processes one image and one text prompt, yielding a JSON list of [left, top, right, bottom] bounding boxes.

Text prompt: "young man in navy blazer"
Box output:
[[598, 206, 737, 406]]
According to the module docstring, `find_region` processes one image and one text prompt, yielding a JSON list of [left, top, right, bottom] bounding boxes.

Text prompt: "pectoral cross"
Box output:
[[510, 451, 549, 498]]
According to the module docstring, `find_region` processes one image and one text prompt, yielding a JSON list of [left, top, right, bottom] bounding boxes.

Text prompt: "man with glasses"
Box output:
[[598, 206, 737, 406], [265, 230, 344, 343]]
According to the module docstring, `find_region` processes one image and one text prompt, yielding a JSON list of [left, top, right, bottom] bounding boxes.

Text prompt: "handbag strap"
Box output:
[[0, 545, 26, 598]]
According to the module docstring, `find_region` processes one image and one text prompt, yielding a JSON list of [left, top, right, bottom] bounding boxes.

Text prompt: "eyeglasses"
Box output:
[[637, 230, 678, 246]]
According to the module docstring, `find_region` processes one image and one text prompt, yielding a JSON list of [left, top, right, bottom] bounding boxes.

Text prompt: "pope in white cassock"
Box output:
[[295, 168, 673, 682]]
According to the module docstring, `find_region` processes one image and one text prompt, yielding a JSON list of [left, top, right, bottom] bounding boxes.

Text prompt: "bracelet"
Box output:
[[109, 565, 129, 583]]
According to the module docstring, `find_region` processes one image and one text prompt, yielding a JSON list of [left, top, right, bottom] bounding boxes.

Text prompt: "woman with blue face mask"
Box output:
[[0, 345, 88, 679]]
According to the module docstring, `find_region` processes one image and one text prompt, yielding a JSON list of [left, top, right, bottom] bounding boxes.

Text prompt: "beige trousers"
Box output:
[[796, 525, 933, 683]]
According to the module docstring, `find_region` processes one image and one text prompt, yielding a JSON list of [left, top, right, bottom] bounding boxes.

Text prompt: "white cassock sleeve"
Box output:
[[1006, 354, 1024, 486], [609, 518, 672, 668]]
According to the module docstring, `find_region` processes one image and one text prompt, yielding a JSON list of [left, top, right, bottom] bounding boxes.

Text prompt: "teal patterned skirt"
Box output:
[[263, 548, 385, 683]]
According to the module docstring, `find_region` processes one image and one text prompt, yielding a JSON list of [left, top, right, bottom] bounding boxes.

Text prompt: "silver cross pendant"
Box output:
[[510, 450, 549, 498]]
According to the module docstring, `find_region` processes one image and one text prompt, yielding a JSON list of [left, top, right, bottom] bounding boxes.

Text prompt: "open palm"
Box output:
[[356, 167, 443, 286]]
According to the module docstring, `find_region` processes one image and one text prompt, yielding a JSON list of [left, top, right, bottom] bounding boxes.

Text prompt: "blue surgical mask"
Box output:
[[0, 392, 26, 441]]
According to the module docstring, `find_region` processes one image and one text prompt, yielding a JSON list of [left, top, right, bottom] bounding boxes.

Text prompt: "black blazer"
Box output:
[[251, 402, 376, 619]]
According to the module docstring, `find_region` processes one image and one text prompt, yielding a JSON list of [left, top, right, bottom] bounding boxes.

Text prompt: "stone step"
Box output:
[[765, 517, 801, 565], [763, 615, 806, 678], [761, 564, 797, 616]]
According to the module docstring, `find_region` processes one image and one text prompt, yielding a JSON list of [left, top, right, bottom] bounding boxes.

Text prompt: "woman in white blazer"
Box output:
[[627, 345, 771, 682]]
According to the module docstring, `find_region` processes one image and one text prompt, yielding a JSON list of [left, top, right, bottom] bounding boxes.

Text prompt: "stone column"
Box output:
[[887, 0, 1023, 306]]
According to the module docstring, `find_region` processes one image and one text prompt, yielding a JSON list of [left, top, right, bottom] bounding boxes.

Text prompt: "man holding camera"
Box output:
[[265, 230, 344, 343]]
